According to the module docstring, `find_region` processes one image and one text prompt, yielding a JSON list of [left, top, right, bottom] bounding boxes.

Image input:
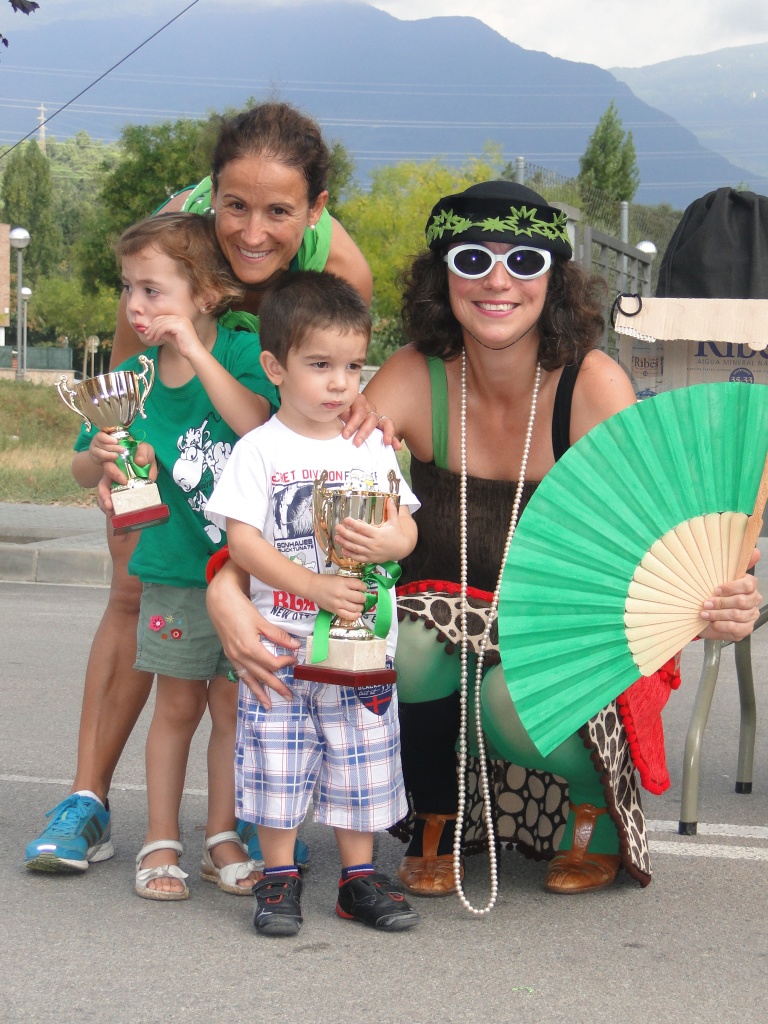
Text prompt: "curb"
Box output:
[[0, 503, 111, 586], [0, 537, 111, 585]]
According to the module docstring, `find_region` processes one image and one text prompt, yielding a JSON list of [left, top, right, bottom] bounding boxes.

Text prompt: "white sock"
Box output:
[[74, 790, 104, 807]]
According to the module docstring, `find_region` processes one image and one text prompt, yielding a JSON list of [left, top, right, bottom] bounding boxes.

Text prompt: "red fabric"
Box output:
[[617, 655, 682, 795], [396, 578, 493, 603], [205, 545, 231, 584]]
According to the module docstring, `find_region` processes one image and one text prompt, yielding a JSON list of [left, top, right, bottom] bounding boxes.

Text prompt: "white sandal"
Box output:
[[135, 840, 189, 901], [200, 831, 262, 895]]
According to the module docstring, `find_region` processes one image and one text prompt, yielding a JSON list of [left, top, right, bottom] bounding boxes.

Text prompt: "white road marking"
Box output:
[[651, 840, 768, 861], [6, 777, 768, 858], [648, 819, 768, 840], [0, 773, 206, 797]]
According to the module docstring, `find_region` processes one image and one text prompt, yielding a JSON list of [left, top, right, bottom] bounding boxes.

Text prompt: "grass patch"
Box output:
[[0, 380, 96, 505], [0, 378, 412, 505]]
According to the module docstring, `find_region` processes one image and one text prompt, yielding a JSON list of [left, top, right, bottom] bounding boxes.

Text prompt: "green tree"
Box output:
[[100, 118, 213, 225], [47, 131, 118, 257], [1, 138, 62, 278], [78, 116, 214, 291], [32, 273, 119, 372], [578, 101, 640, 203], [326, 140, 359, 209]]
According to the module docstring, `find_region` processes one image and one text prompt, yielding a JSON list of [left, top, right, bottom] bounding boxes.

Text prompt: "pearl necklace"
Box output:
[[454, 349, 542, 916]]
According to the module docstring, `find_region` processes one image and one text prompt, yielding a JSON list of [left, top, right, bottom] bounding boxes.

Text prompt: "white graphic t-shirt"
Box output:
[[206, 417, 419, 656]]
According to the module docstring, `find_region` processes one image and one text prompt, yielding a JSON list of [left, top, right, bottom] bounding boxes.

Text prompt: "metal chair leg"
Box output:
[[734, 634, 757, 794], [679, 639, 723, 835]]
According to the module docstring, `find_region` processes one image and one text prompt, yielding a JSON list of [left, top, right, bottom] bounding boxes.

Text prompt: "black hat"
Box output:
[[426, 180, 573, 260]]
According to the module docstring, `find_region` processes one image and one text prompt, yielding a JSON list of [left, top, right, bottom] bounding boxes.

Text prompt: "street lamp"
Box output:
[[21, 286, 32, 380], [9, 227, 31, 382], [85, 335, 100, 378], [636, 240, 658, 258]]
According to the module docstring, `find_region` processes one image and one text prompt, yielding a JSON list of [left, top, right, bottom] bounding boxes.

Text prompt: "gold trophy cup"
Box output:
[[293, 469, 400, 686], [56, 354, 170, 534]]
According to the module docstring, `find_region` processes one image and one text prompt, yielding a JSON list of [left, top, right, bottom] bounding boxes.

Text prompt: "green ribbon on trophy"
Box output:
[[115, 434, 151, 482], [309, 560, 401, 665]]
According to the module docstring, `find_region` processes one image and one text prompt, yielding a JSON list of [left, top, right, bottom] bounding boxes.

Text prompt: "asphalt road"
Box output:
[[2, 578, 768, 1024]]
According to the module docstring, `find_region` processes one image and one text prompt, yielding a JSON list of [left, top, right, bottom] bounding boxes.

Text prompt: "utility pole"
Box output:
[[37, 103, 46, 153]]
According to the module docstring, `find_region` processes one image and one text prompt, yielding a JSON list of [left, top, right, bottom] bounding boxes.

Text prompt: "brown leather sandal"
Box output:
[[544, 802, 621, 894], [396, 813, 464, 897]]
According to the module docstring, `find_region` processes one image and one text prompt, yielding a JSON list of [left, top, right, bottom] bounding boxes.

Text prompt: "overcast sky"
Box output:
[[10, 0, 768, 69]]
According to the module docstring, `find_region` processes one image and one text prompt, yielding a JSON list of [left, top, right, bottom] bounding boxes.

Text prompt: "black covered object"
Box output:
[[656, 187, 768, 299]]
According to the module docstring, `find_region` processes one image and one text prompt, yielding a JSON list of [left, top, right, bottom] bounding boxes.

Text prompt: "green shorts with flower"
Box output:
[[135, 583, 233, 681]]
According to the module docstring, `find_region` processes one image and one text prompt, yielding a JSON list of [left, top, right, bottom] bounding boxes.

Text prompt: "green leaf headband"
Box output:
[[425, 181, 573, 260]]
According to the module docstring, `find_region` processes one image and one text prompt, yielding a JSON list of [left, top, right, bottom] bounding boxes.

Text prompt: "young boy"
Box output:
[[206, 271, 420, 937]]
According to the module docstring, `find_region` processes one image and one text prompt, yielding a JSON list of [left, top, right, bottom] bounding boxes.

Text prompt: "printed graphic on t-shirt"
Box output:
[[268, 465, 388, 627], [172, 416, 232, 543]]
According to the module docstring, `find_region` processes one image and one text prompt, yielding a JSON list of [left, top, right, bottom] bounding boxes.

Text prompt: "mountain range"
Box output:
[[612, 42, 768, 183], [3, 1, 767, 208]]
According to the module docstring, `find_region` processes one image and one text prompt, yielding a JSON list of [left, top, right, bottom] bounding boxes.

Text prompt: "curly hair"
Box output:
[[115, 212, 245, 317], [210, 101, 329, 206], [400, 249, 607, 371]]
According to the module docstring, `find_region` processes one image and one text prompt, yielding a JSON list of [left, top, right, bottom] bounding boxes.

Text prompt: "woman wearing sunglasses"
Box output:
[[207, 180, 760, 901], [357, 179, 761, 899]]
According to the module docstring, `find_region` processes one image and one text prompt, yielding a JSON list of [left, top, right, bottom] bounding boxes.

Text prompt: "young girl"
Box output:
[[72, 212, 275, 900]]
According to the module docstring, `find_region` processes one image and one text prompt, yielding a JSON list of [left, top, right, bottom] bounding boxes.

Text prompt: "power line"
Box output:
[[0, 0, 202, 163]]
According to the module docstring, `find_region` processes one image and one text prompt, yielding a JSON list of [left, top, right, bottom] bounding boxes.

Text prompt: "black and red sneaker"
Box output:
[[336, 872, 420, 931], [252, 873, 303, 937]]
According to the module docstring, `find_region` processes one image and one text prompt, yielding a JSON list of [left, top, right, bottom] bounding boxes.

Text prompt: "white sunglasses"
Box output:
[[444, 243, 552, 280]]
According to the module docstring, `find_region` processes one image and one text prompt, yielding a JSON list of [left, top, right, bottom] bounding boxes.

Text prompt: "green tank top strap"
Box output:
[[426, 356, 450, 470], [218, 309, 261, 334], [178, 177, 216, 215], [292, 207, 332, 272], [153, 183, 203, 216]]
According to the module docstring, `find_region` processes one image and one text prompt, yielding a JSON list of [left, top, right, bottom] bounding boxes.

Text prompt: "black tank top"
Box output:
[[401, 361, 581, 592]]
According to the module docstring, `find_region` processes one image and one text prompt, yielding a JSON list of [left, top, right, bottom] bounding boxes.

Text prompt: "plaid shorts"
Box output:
[[235, 645, 406, 832]]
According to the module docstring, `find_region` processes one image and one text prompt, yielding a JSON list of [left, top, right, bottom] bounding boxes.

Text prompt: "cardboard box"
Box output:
[[613, 297, 768, 397]]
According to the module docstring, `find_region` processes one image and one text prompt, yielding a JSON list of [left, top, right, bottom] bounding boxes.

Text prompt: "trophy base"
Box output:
[[294, 636, 395, 687], [292, 664, 396, 687], [110, 481, 170, 535], [112, 504, 171, 535]]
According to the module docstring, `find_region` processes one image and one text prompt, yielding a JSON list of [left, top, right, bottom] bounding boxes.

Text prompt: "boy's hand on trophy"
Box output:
[[313, 573, 367, 621], [335, 499, 412, 563]]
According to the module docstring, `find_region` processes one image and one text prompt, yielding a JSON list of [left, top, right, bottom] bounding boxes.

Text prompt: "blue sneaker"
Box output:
[[235, 819, 310, 872], [25, 794, 114, 873]]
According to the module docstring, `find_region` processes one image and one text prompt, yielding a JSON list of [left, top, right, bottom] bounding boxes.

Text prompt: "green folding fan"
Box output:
[[498, 382, 768, 757]]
